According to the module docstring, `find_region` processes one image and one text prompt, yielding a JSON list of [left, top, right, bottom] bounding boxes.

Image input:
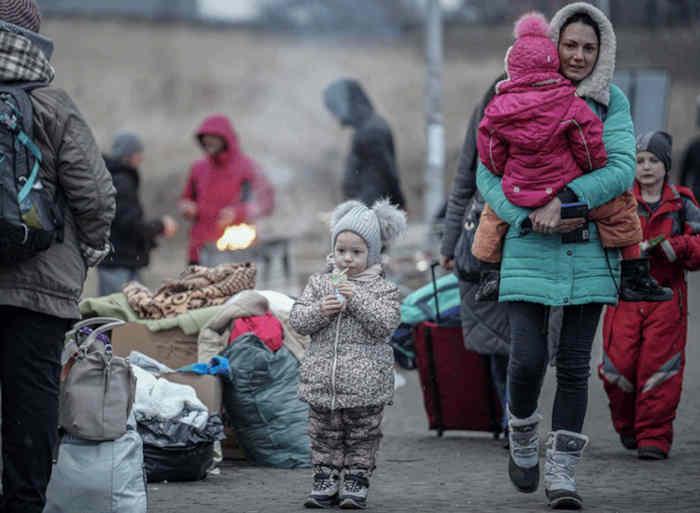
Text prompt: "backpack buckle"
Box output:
[[19, 223, 28, 244]]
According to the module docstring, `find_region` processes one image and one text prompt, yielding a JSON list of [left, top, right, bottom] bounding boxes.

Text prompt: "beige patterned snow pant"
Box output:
[[308, 405, 384, 472]]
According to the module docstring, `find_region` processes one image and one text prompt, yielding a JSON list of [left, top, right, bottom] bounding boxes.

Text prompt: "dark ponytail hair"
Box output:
[[560, 12, 600, 43]]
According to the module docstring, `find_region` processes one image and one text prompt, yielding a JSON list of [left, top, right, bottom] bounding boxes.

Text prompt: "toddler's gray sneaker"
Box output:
[[339, 469, 370, 509], [304, 465, 340, 508]]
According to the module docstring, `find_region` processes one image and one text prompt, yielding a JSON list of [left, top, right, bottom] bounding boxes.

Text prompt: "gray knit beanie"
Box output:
[[331, 199, 407, 266], [111, 131, 144, 162], [636, 131, 672, 174], [0, 0, 41, 33]]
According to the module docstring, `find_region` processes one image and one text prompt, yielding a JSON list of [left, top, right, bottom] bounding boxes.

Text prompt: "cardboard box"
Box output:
[[110, 322, 222, 414], [111, 322, 198, 370]]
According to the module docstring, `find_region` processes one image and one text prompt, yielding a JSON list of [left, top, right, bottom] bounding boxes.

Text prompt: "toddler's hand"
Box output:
[[336, 281, 355, 299], [320, 295, 344, 317]]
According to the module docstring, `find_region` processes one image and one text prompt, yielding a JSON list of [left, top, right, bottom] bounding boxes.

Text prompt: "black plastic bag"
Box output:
[[138, 412, 224, 449], [143, 442, 213, 483]]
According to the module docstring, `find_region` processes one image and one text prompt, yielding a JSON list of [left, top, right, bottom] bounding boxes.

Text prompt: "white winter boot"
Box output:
[[544, 430, 589, 510], [508, 409, 543, 493]]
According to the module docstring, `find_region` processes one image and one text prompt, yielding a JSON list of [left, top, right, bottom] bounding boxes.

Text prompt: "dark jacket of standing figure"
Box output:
[[680, 136, 700, 201], [0, 4, 115, 513], [100, 157, 163, 269], [0, 21, 115, 320], [324, 79, 406, 209], [440, 75, 509, 356]]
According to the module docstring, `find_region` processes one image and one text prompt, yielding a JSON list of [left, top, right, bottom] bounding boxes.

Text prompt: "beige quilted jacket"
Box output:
[[289, 270, 400, 410]]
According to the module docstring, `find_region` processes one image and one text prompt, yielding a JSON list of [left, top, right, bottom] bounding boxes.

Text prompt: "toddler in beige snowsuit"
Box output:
[[289, 199, 406, 509]]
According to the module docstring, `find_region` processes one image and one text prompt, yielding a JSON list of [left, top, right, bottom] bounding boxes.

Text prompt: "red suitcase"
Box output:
[[413, 264, 503, 437]]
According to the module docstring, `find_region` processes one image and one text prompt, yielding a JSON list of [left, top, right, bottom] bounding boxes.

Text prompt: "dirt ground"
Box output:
[[147, 273, 700, 513]]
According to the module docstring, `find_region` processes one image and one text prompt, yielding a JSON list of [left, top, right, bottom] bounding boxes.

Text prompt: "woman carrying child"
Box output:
[[475, 2, 656, 509], [471, 11, 670, 304], [289, 199, 406, 509]]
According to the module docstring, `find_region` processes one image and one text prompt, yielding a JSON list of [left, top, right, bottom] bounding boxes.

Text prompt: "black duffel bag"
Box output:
[[453, 192, 488, 283], [142, 442, 214, 483]]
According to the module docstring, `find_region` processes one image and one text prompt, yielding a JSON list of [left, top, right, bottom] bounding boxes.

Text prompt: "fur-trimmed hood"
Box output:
[[550, 2, 616, 107]]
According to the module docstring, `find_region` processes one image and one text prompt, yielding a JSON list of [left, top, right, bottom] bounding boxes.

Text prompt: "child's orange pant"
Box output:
[[472, 191, 643, 263]]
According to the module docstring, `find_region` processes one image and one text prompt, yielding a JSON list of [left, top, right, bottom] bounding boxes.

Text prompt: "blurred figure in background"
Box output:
[[179, 114, 274, 264], [98, 132, 178, 295], [324, 78, 406, 210], [680, 94, 700, 200]]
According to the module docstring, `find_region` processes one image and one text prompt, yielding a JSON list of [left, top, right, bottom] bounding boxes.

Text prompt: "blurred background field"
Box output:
[[35, 0, 700, 295]]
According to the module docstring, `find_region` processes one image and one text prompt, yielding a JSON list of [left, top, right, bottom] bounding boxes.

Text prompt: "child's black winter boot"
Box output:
[[475, 270, 500, 302], [620, 258, 672, 302]]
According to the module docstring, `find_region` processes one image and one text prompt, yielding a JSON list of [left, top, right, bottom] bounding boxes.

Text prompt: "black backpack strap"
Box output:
[[0, 83, 49, 202]]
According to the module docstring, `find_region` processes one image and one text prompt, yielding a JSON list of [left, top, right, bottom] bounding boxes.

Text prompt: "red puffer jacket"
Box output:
[[635, 182, 700, 287], [477, 73, 608, 208]]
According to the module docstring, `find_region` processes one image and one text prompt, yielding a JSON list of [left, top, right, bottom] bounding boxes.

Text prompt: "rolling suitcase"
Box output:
[[413, 263, 503, 437]]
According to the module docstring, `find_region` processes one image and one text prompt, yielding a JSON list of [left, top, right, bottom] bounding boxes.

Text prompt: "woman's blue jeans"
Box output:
[[506, 301, 603, 432]]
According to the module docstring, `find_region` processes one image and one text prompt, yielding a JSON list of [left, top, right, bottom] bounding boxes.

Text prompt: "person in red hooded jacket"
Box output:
[[600, 131, 700, 460], [179, 115, 274, 264]]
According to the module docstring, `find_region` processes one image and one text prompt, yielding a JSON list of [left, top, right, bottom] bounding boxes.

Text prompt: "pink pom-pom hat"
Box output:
[[513, 11, 550, 39], [505, 11, 560, 81]]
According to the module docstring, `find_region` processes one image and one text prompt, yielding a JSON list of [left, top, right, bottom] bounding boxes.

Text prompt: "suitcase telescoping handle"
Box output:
[[430, 261, 442, 324]]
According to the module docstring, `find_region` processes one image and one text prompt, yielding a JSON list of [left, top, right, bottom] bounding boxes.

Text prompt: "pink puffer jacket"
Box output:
[[477, 73, 608, 208]]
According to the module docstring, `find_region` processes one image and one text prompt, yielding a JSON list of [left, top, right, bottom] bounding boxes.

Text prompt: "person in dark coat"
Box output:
[[0, 3, 116, 511], [324, 78, 406, 210], [98, 132, 178, 295], [440, 74, 510, 440], [680, 95, 700, 200]]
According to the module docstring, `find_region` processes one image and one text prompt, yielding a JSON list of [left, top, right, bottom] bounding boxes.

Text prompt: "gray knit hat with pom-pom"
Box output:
[[331, 199, 407, 265]]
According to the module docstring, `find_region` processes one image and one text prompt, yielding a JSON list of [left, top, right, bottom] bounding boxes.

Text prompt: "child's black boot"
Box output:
[[475, 270, 500, 302], [620, 258, 672, 302]]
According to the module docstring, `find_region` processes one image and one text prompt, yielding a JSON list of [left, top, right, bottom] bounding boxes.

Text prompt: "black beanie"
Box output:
[[0, 0, 41, 33], [636, 131, 673, 173]]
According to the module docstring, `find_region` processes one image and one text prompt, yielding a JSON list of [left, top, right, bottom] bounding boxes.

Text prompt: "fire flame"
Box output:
[[217, 223, 257, 251]]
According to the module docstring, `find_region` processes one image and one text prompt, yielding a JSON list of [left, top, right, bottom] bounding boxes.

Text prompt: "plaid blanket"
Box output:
[[123, 263, 257, 319], [0, 29, 54, 83]]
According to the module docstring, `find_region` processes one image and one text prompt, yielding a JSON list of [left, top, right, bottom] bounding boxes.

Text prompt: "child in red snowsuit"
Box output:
[[471, 12, 670, 303], [600, 131, 700, 459]]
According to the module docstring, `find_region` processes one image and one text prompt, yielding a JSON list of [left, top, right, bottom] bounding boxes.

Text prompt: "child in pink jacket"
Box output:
[[471, 12, 670, 303]]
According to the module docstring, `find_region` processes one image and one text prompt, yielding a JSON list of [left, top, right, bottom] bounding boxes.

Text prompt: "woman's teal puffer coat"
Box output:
[[477, 84, 635, 306]]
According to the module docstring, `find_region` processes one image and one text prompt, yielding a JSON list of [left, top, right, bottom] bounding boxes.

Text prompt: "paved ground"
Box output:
[[149, 275, 700, 513]]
